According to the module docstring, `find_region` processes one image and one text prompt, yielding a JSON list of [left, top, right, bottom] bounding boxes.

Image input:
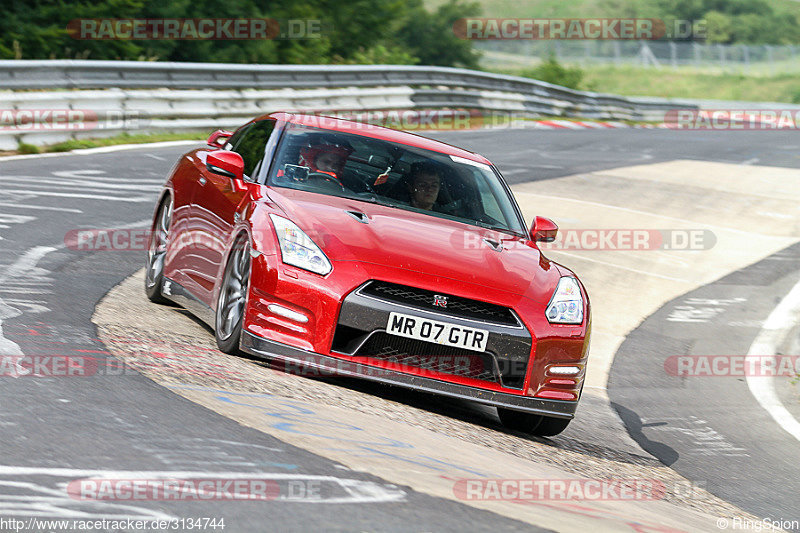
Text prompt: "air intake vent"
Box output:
[[346, 211, 369, 224], [353, 332, 500, 383], [360, 281, 520, 327]]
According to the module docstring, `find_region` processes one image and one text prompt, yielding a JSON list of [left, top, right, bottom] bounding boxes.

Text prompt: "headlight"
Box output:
[[269, 214, 332, 276], [546, 277, 583, 324]]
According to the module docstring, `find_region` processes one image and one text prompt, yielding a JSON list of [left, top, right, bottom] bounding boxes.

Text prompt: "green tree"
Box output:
[[395, 0, 481, 69], [704, 11, 733, 44], [0, 0, 483, 66]]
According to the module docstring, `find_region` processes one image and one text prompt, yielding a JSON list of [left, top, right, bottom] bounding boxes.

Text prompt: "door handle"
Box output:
[[198, 176, 207, 185]]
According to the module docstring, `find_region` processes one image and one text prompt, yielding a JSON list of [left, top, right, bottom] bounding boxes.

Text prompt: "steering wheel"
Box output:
[[307, 171, 346, 192]]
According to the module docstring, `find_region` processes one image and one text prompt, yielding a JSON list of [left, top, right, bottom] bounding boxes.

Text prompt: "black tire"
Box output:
[[497, 408, 543, 433], [215, 235, 250, 354], [144, 197, 173, 304], [531, 416, 571, 437]]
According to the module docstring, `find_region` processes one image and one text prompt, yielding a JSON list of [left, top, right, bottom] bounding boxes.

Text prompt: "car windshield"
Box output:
[[267, 123, 526, 235]]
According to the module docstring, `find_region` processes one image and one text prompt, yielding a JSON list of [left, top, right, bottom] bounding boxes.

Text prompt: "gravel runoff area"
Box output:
[[93, 269, 764, 522]]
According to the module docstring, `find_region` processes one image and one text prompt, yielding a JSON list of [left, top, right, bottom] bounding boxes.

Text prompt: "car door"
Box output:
[[188, 119, 277, 306]]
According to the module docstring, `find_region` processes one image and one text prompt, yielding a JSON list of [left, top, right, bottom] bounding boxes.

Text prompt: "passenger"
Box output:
[[407, 161, 442, 211]]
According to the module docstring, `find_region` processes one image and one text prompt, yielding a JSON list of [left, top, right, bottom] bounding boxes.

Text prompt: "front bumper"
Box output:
[[240, 330, 578, 419]]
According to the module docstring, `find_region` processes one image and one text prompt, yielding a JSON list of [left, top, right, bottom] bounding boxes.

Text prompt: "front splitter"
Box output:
[[241, 331, 577, 419]]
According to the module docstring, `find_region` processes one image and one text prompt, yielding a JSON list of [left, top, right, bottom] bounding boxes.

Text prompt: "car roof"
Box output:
[[258, 112, 493, 166]]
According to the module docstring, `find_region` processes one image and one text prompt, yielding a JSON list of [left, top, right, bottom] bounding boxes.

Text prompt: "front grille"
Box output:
[[353, 332, 499, 383], [360, 281, 519, 326]]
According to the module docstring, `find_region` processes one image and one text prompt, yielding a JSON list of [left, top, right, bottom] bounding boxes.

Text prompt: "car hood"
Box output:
[[266, 188, 563, 300]]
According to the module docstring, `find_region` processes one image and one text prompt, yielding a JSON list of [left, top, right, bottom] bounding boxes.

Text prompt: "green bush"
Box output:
[[16, 142, 40, 154], [521, 57, 585, 90]]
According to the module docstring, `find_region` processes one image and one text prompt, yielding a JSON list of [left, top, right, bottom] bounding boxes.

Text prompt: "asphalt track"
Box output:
[[0, 128, 798, 531]]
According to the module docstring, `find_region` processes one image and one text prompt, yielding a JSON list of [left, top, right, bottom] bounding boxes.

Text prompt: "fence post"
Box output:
[[742, 44, 749, 75], [670, 41, 678, 69], [639, 41, 660, 68], [765, 45, 772, 76]]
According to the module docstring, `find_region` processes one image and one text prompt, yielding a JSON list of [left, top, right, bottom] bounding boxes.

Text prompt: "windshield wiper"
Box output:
[[473, 221, 524, 237]]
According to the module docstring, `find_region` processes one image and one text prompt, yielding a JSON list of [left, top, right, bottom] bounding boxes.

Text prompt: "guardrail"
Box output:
[[0, 60, 695, 150]]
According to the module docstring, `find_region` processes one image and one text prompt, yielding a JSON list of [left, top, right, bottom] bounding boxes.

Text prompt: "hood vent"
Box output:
[[346, 210, 369, 224], [483, 238, 503, 252]]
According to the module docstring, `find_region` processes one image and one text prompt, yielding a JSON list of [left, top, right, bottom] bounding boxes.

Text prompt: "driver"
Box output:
[[407, 161, 442, 211], [299, 141, 352, 181]]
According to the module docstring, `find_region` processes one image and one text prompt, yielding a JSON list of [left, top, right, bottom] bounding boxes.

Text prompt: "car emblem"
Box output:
[[433, 295, 448, 308]]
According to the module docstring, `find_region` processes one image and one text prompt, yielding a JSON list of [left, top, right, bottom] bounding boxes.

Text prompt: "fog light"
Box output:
[[267, 304, 309, 323], [549, 365, 581, 375]]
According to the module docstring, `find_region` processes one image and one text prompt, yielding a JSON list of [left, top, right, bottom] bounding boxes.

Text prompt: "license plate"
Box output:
[[386, 312, 489, 352]]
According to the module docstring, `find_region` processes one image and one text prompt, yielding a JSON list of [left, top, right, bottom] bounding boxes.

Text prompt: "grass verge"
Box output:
[[3, 131, 207, 156], [486, 55, 800, 103]]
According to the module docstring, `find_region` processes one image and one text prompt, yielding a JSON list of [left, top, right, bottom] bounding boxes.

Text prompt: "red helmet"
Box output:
[[299, 143, 353, 174]]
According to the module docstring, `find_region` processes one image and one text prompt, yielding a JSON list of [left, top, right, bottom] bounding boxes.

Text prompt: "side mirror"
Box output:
[[206, 150, 244, 181], [530, 216, 558, 243], [207, 130, 233, 149]]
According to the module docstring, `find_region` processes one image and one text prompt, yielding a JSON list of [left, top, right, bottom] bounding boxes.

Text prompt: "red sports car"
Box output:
[[145, 112, 590, 436]]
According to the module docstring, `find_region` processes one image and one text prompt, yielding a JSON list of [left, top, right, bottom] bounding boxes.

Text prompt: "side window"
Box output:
[[224, 124, 251, 152], [232, 120, 276, 181], [472, 169, 504, 221]]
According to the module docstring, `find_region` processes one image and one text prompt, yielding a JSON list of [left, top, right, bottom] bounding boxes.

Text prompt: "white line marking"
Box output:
[[0, 178, 161, 192], [514, 192, 762, 236], [746, 276, 800, 443], [0, 190, 153, 202], [0, 246, 56, 378], [0, 140, 201, 162], [0, 466, 406, 504], [0, 218, 151, 361], [546, 250, 691, 282], [0, 202, 82, 213]]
